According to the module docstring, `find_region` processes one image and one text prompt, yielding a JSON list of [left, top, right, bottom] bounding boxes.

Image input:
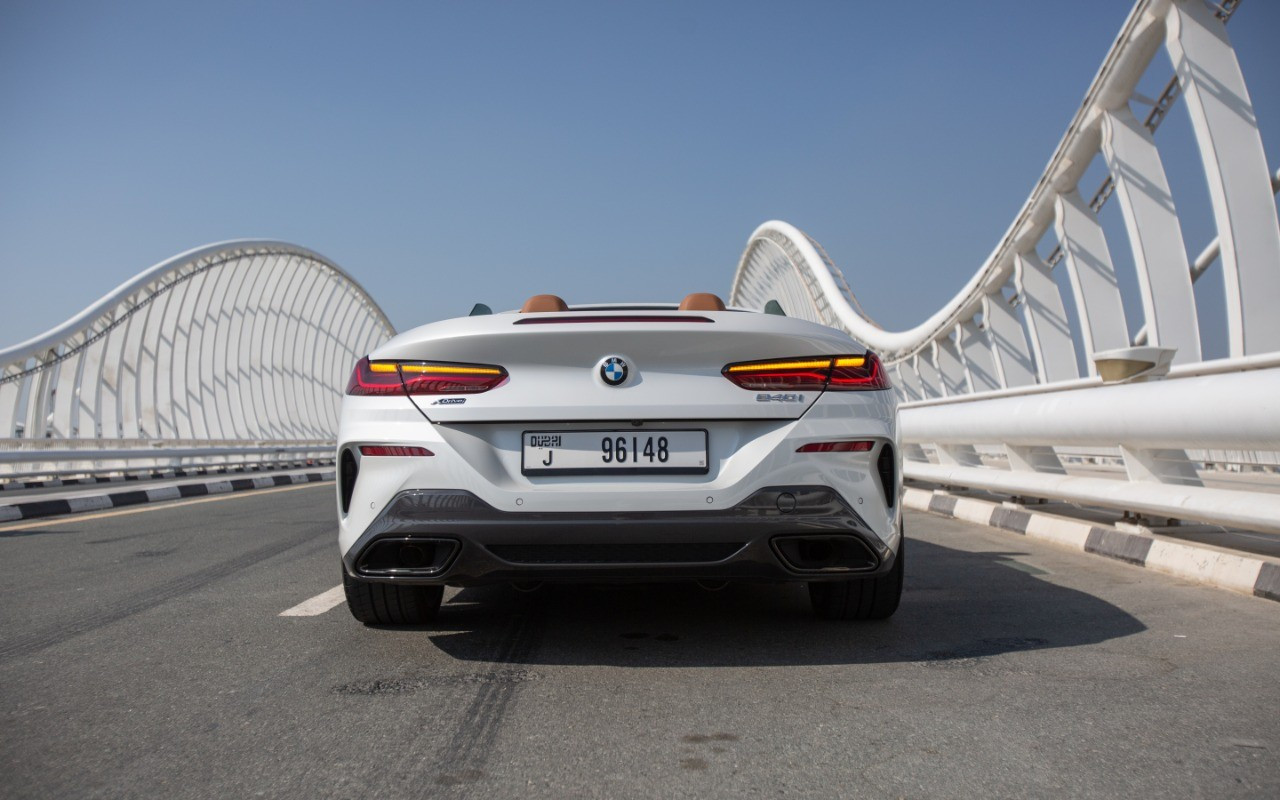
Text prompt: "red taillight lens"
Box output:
[[397, 361, 507, 394], [721, 353, 890, 391], [721, 357, 833, 390], [345, 357, 508, 396], [359, 445, 433, 457], [346, 357, 405, 396], [796, 440, 875, 453], [827, 354, 890, 390]]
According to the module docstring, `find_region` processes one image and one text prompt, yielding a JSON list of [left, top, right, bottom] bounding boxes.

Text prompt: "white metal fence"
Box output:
[[730, 0, 1280, 533], [0, 241, 394, 480]]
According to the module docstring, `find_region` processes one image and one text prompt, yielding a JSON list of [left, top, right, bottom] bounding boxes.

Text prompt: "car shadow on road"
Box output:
[[407, 538, 1146, 668]]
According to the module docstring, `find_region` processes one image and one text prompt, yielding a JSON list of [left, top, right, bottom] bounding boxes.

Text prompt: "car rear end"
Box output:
[[337, 301, 902, 621]]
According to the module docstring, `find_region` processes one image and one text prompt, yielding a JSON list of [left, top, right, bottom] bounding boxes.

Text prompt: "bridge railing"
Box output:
[[0, 441, 335, 483], [0, 241, 394, 481], [730, 0, 1280, 534]]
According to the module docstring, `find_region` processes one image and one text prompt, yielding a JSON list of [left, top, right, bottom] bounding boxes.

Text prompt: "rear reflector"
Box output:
[[359, 445, 434, 457], [722, 353, 890, 391], [345, 356, 508, 396], [796, 440, 875, 453]]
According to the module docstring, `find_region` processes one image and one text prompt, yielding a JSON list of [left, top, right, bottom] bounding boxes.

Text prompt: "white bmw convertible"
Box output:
[[337, 292, 902, 624]]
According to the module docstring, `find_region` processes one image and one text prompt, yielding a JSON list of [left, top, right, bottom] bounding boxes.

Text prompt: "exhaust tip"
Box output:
[[771, 535, 877, 573], [398, 544, 429, 569], [356, 537, 459, 577]]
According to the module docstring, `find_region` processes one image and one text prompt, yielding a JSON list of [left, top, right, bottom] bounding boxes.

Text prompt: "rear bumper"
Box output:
[[341, 486, 899, 585]]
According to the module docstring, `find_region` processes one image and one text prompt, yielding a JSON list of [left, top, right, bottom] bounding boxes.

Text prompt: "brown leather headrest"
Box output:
[[678, 292, 726, 312], [520, 294, 569, 313]]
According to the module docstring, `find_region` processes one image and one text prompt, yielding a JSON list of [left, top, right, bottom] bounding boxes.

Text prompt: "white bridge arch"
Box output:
[[0, 241, 394, 478], [731, 0, 1280, 534]]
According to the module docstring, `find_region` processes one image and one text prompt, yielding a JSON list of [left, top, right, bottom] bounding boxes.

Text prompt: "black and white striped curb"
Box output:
[[0, 461, 334, 492], [0, 471, 334, 523], [905, 486, 1280, 604]]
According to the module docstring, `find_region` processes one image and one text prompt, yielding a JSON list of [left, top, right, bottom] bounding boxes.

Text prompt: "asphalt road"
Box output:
[[1, 483, 1277, 799]]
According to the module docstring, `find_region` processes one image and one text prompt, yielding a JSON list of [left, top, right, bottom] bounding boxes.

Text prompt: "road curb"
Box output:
[[0, 470, 334, 523], [905, 486, 1280, 604]]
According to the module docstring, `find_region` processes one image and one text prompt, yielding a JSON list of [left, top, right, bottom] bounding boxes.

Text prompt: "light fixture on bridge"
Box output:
[[1092, 346, 1177, 384]]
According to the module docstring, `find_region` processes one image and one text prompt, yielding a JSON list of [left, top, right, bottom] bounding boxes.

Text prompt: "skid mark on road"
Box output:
[[428, 609, 545, 790], [280, 584, 346, 617], [334, 669, 543, 696]]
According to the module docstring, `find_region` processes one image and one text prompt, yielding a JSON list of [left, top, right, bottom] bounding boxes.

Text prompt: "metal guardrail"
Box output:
[[901, 359, 1280, 534], [729, 0, 1280, 534], [0, 440, 335, 482]]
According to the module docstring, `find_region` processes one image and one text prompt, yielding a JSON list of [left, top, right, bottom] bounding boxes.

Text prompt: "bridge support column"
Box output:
[[1054, 189, 1130, 375], [934, 337, 967, 397], [936, 443, 983, 468], [1101, 105, 1201, 363], [1166, 0, 1280, 356], [903, 443, 929, 464], [914, 352, 943, 399], [0, 371, 20, 438], [50, 348, 79, 438], [982, 290, 1035, 389], [27, 350, 56, 440], [100, 313, 129, 439], [958, 318, 1000, 393], [1014, 252, 1078, 384], [894, 361, 925, 403], [76, 335, 108, 440], [1006, 445, 1066, 475], [1120, 445, 1203, 487]]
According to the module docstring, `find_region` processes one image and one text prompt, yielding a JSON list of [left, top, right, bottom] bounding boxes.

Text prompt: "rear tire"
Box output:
[[808, 533, 904, 621], [343, 569, 444, 625]]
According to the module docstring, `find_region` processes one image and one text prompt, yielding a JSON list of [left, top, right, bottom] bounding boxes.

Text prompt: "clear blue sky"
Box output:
[[2, 1, 1277, 357]]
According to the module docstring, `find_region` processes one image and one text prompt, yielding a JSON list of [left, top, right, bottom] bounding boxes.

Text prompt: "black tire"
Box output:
[[343, 569, 444, 625], [808, 534, 904, 620]]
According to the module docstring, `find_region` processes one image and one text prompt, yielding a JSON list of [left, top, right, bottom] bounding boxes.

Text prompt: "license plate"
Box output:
[[522, 429, 708, 476]]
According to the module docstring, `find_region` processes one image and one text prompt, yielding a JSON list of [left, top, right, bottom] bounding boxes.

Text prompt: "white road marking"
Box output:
[[280, 584, 345, 617]]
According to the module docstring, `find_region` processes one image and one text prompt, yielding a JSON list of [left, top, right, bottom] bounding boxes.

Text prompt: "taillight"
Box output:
[[345, 357, 508, 396], [722, 358, 832, 390], [397, 361, 507, 394], [721, 353, 890, 391], [359, 445, 433, 457], [796, 440, 875, 453], [346, 357, 404, 396], [827, 354, 890, 390]]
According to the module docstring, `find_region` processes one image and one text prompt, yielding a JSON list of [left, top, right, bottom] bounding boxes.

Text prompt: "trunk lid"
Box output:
[[370, 310, 863, 423]]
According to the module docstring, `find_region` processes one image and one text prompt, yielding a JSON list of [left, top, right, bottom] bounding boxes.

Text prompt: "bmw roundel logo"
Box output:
[[600, 356, 628, 386]]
